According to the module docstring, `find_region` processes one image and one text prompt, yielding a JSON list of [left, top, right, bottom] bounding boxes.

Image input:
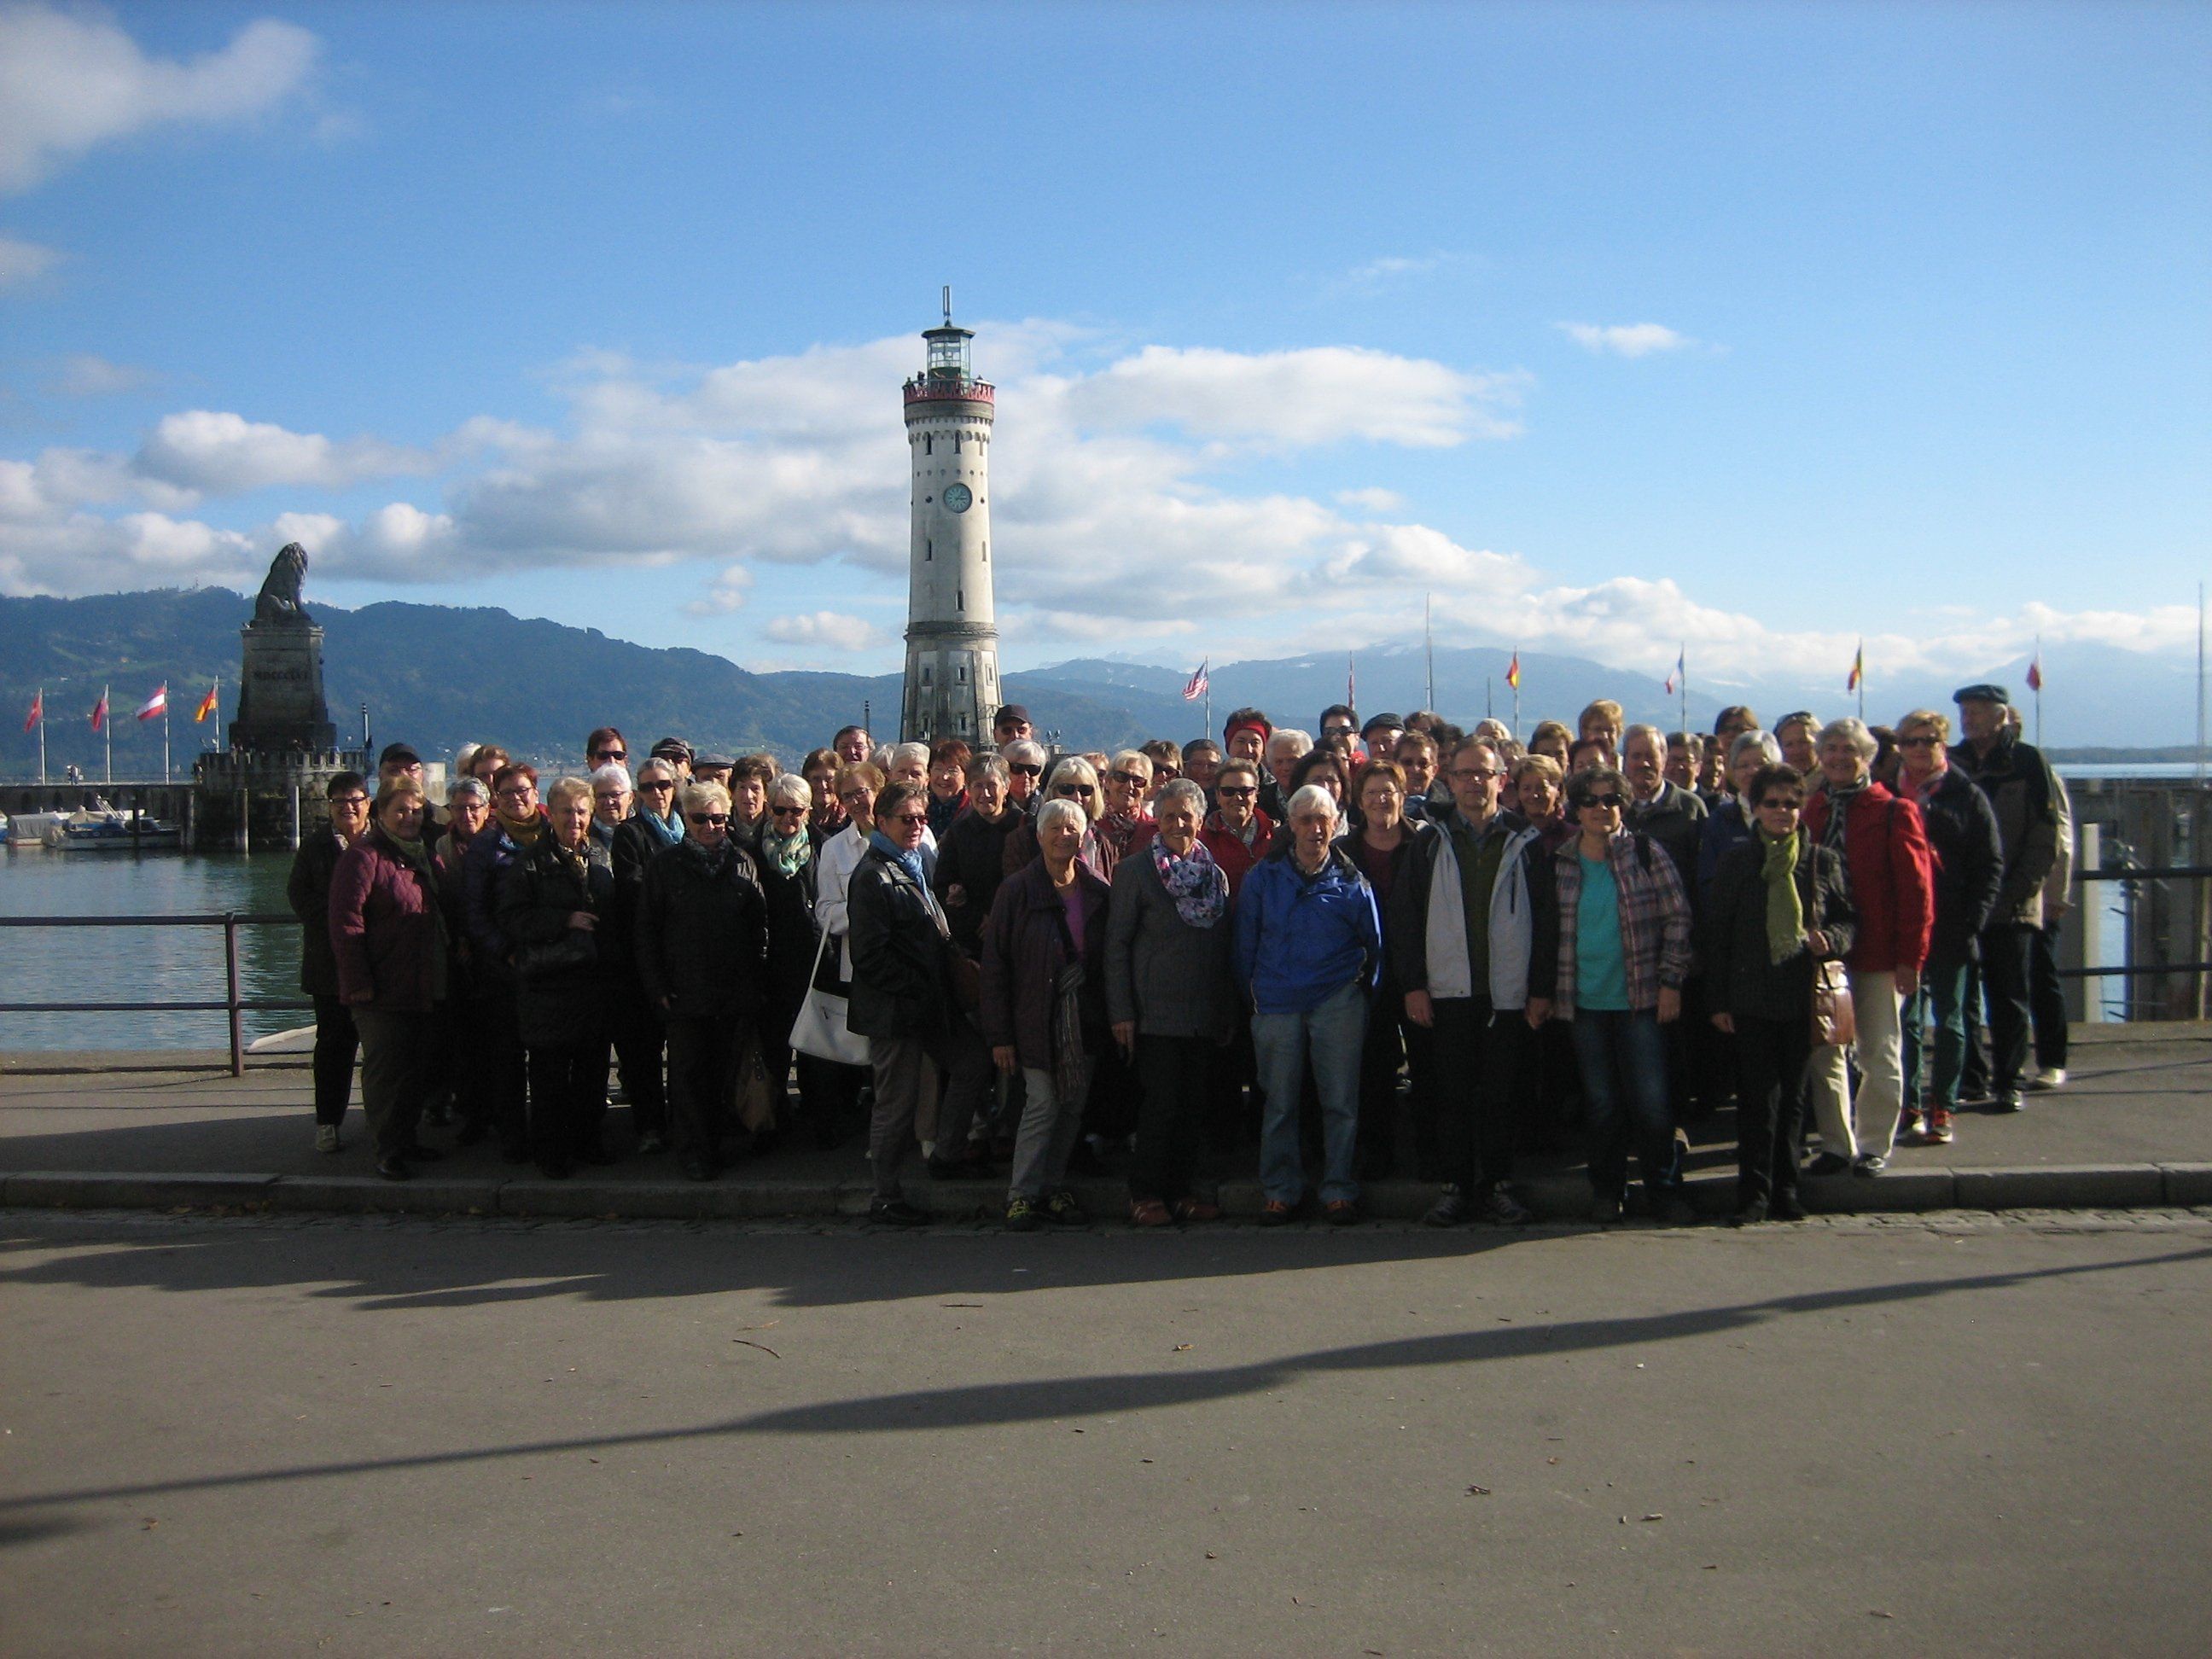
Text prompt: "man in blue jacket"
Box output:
[[1235, 783, 1382, 1224]]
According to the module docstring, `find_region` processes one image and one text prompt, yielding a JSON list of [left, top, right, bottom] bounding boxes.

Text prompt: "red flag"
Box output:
[[89, 690, 108, 732], [2026, 653, 2044, 693], [136, 684, 167, 722], [22, 690, 40, 733], [194, 684, 218, 722], [1180, 661, 1209, 702]]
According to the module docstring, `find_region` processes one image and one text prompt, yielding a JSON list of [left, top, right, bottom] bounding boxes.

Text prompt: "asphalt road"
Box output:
[[3, 1208, 2208, 1656]]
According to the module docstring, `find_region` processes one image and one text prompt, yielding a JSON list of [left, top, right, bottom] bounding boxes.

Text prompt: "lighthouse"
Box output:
[[899, 289, 1000, 743]]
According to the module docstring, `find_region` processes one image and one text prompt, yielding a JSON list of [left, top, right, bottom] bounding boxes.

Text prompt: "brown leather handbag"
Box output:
[[1812, 959, 1856, 1048]]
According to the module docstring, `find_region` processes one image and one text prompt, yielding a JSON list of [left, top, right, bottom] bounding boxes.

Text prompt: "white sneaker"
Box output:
[[2027, 1067, 2067, 1091], [314, 1124, 341, 1154]]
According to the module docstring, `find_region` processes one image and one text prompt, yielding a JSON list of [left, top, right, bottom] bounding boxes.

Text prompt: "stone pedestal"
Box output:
[[230, 620, 336, 751]]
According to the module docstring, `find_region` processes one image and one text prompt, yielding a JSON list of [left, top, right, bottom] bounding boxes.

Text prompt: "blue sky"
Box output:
[[3, 1, 2206, 690]]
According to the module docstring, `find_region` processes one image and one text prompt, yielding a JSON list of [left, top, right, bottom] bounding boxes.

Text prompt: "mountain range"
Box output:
[[0, 586, 2196, 779]]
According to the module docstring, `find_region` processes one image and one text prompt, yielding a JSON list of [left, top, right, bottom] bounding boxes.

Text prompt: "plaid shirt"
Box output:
[[1542, 830, 1691, 1017]]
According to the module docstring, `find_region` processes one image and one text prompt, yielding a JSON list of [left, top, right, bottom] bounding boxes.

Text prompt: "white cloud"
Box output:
[[683, 564, 754, 619], [1336, 486, 1404, 512], [1561, 322, 1695, 358], [1062, 344, 1522, 446], [135, 410, 434, 495], [51, 352, 158, 396], [0, 6, 319, 194], [763, 610, 886, 650], [0, 232, 58, 286]]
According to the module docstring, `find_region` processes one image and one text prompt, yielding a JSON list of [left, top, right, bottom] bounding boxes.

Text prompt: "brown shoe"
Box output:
[[1324, 1199, 1359, 1226], [1129, 1198, 1173, 1228], [1171, 1197, 1222, 1223]]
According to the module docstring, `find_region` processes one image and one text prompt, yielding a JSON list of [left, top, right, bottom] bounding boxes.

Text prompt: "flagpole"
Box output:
[[163, 701, 172, 784], [36, 685, 44, 784], [1679, 643, 1688, 733], [1423, 594, 1435, 712], [102, 684, 111, 786]]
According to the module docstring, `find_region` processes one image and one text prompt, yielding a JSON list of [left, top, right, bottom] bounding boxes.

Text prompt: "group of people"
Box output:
[[289, 684, 2073, 1227]]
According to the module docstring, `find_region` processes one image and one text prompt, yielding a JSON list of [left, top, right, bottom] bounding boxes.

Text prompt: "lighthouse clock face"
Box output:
[[942, 482, 973, 513]]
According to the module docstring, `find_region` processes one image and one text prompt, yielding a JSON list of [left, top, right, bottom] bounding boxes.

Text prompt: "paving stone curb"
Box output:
[[4, 1162, 2207, 1219]]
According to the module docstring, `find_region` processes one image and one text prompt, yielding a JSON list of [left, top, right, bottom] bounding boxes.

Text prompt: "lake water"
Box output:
[[0, 847, 304, 1051]]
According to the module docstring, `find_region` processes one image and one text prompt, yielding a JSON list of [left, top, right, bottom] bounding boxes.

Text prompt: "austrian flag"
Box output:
[[136, 684, 167, 722]]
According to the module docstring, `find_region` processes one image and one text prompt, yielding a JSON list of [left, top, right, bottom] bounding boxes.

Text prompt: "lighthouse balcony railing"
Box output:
[[904, 378, 995, 405]]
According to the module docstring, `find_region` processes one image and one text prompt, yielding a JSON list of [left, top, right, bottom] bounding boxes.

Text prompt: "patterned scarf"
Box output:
[[762, 822, 812, 878], [1098, 811, 1148, 864], [1150, 835, 1228, 928]]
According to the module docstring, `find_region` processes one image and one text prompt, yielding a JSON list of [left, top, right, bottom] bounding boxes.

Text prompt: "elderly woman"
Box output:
[[934, 753, 1021, 962], [1096, 750, 1155, 872], [1235, 782, 1383, 1225], [1697, 732, 1784, 902], [1802, 717, 1934, 1176], [1527, 765, 1697, 1225], [1344, 759, 1430, 1180], [927, 739, 972, 838], [1702, 764, 1857, 1222], [635, 781, 767, 1180], [802, 747, 845, 841], [1510, 754, 1569, 847], [849, 780, 998, 1225], [329, 777, 450, 1180], [1108, 778, 1237, 1225], [1260, 728, 1313, 823], [588, 763, 631, 849], [816, 761, 885, 968], [1394, 731, 1440, 821], [1200, 759, 1274, 896], [1002, 738, 1048, 816], [603, 757, 680, 1151], [1528, 721, 1574, 771], [981, 796, 1112, 1230], [757, 771, 828, 1135], [496, 776, 619, 1178], [1004, 756, 1108, 879]]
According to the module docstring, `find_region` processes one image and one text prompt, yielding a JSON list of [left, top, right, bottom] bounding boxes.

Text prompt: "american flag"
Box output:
[[1181, 660, 1209, 701]]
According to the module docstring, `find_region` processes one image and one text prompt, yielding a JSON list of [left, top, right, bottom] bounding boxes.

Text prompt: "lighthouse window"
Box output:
[[958, 666, 967, 684], [926, 539, 933, 561], [924, 435, 932, 456], [958, 589, 964, 611], [922, 667, 932, 685], [981, 541, 987, 562]]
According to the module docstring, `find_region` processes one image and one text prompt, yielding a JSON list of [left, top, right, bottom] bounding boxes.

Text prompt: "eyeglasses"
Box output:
[[1108, 771, 1145, 786], [1217, 785, 1257, 799], [1898, 735, 1941, 748], [1757, 797, 1806, 812], [639, 778, 675, 791], [888, 812, 930, 827], [332, 795, 370, 809], [1010, 764, 1042, 777], [592, 749, 627, 763], [496, 787, 536, 803], [1576, 794, 1625, 811], [1448, 767, 1502, 783], [771, 805, 807, 818], [687, 812, 730, 827], [838, 789, 874, 804], [1056, 784, 1095, 799]]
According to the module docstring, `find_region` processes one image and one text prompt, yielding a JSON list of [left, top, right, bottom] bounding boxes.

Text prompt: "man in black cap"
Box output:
[[1361, 712, 1406, 759], [992, 705, 1033, 749], [1949, 683, 2061, 1112]]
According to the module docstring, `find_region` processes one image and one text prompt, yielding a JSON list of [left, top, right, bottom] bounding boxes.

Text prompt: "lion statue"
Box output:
[[253, 542, 311, 623]]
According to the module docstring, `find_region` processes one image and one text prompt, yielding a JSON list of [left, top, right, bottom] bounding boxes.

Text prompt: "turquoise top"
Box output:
[[1575, 852, 1629, 1011]]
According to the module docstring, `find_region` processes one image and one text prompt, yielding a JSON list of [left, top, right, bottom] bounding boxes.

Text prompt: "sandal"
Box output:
[[1129, 1198, 1173, 1228]]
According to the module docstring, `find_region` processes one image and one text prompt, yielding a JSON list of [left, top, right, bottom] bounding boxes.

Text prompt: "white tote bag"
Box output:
[[790, 928, 869, 1067]]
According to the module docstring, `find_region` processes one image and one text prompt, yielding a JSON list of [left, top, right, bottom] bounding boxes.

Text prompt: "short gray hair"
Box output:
[[1035, 796, 1088, 839], [1003, 738, 1047, 768], [1729, 731, 1783, 769], [888, 741, 931, 771], [448, 776, 489, 806], [634, 757, 678, 787], [1287, 782, 1341, 824], [768, 771, 811, 808], [1623, 723, 1667, 755], [680, 781, 731, 817], [1268, 728, 1313, 761], [1818, 717, 1878, 762], [1155, 777, 1207, 817], [588, 763, 632, 794], [967, 753, 1010, 786]]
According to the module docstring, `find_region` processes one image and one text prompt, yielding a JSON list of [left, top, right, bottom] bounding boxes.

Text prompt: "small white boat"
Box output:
[[43, 802, 183, 851], [4, 808, 75, 847]]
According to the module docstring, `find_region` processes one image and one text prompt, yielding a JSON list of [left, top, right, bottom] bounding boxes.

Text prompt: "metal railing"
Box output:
[[0, 912, 309, 1074]]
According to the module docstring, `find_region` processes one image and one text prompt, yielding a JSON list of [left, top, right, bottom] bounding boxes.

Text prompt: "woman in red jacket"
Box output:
[[329, 777, 450, 1180], [1801, 718, 1934, 1176]]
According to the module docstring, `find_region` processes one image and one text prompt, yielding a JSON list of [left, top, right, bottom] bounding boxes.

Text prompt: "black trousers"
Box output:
[[2029, 917, 2069, 1070], [1132, 1034, 1214, 1203], [458, 992, 529, 1153], [310, 993, 358, 1128], [1732, 1011, 1810, 1211], [526, 1037, 609, 1167], [352, 1007, 434, 1161], [608, 981, 667, 1138], [666, 1014, 739, 1167], [1978, 923, 2036, 1097], [1356, 985, 1410, 1178], [1429, 998, 1520, 1193]]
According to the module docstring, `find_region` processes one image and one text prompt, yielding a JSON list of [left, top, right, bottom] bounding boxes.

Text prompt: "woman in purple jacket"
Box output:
[[329, 777, 450, 1180]]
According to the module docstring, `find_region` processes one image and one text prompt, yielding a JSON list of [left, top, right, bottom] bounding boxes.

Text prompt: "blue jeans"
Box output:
[[1252, 978, 1368, 1204], [1902, 961, 1970, 1112], [1570, 1008, 1680, 1200]]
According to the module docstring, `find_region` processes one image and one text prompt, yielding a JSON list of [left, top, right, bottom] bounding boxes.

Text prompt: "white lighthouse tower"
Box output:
[[900, 288, 1000, 742]]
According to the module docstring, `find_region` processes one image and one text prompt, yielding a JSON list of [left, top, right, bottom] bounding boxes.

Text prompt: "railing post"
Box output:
[[224, 911, 243, 1076]]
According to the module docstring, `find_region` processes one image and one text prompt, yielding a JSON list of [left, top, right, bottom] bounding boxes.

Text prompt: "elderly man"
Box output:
[[1235, 783, 1382, 1224], [1390, 738, 1539, 1226], [1361, 712, 1406, 760], [833, 725, 871, 765], [992, 704, 1033, 748], [1802, 717, 1933, 1174], [1260, 728, 1312, 823], [1949, 684, 2063, 1111]]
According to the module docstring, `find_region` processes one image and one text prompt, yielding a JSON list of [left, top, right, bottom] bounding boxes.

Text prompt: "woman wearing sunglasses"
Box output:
[[1527, 765, 1697, 1225], [633, 781, 769, 1182], [1001, 756, 1109, 882]]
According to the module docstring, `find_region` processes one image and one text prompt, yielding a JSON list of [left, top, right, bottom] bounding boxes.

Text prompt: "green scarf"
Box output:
[[495, 805, 545, 849], [1759, 825, 1803, 965], [762, 823, 812, 879]]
